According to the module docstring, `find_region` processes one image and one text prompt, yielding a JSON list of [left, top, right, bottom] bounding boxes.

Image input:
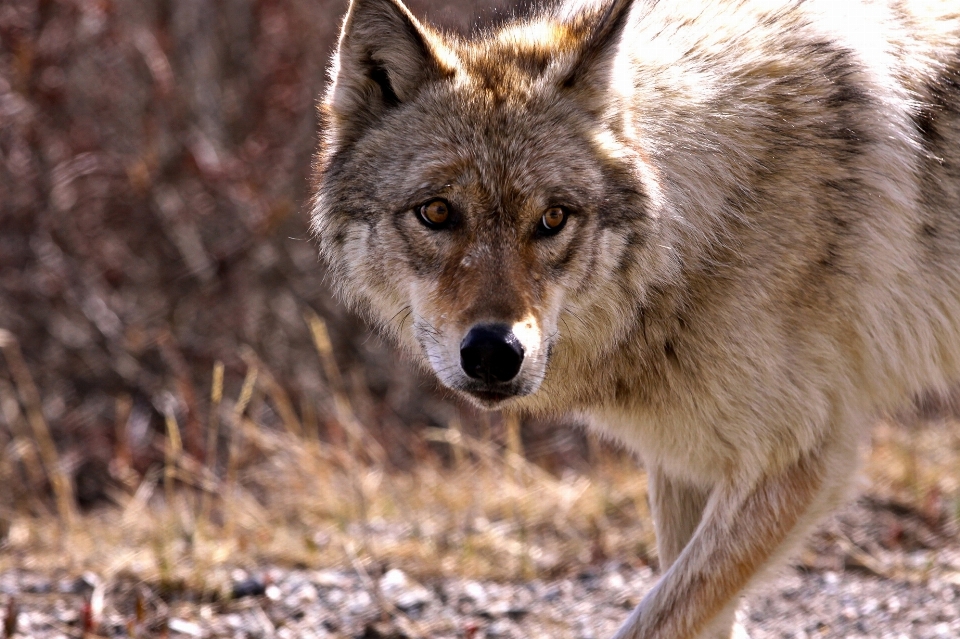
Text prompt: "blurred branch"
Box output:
[[0, 329, 75, 527]]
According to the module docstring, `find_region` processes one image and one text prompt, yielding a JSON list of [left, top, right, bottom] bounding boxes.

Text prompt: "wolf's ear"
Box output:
[[558, 0, 634, 101], [323, 0, 456, 147]]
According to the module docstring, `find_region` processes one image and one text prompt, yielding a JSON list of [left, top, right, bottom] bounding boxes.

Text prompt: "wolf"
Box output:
[[311, 0, 960, 637]]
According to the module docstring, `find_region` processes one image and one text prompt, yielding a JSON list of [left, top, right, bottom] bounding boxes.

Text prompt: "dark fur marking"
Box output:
[[831, 126, 861, 144], [818, 242, 840, 273], [572, 242, 600, 295], [596, 191, 648, 230], [614, 231, 640, 274], [369, 63, 400, 109], [551, 224, 591, 279], [913, 53, 960, 151], [809, 42, 871, 158], [663, 339, 678, 363], [818, 179, 865, 233], [633, 302, 650, 348], [391, 213, 443, 277], [824, 73, 866, 110], [914, 105, 939, 143], [550, 242, 579, 274], [829, 214, 850, 233]]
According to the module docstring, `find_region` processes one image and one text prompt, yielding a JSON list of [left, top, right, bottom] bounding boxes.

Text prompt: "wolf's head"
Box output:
[[312, 0, 672, 410]]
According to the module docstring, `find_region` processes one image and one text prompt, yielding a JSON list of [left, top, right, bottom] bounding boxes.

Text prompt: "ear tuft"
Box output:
[[323, 0, 457, 148], [559, 0, 634, 94]]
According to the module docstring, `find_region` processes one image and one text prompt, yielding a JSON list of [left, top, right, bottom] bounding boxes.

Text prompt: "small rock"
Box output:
[[232, 576, 267, 599], [314, 570, 351, 589], [347, 589, 372, 615], [22, 576, 52, 594], [486, 600, 529, 620], [378, 569, 432, 613], [574, 615, 597, 639], [224, 613, 245, 630], [486, 618, 517, 639], [540, 585, 562, 602], [290, 583, 320, 605], [463, 581, 488, 606], [324, 588, 346, 606], [604, 571, 625, 590], [168, 618, 203, 637], [887, 596, 902, 614]]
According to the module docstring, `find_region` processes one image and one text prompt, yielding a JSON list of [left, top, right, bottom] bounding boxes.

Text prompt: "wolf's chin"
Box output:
[[460, 389, 517, 410], [447, 378, 542, 410], [458, 389, 536, 411]]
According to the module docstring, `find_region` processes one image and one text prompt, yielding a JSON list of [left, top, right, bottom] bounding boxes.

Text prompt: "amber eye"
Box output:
[[417, 198, 452, 229], [537, 206, 568, 236]]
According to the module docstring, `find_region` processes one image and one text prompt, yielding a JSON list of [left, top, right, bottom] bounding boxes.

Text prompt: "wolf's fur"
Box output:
[[311, 0, 960, 637]]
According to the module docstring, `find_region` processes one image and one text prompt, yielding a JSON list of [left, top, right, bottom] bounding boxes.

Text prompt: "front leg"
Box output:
[[648, 467, 709, 569], [647, 469, 743, 639], [618, 441, 851, 639]]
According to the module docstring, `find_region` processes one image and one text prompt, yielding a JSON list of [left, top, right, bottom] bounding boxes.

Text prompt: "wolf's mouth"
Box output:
[[456, 378, 541, 408], [463, 388, 516, 406]]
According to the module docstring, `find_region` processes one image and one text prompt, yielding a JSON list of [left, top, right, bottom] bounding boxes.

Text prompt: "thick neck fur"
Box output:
[[512, 1, 960, 454]]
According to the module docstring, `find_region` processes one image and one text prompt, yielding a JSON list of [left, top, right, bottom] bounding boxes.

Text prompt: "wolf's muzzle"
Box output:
[[460, 324, 525, 384]]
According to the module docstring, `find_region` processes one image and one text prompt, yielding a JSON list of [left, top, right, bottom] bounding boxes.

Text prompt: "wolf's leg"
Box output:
[[615, 439, 852, 639], [647, 469, 744, 639], [647, 468, 709, 568]]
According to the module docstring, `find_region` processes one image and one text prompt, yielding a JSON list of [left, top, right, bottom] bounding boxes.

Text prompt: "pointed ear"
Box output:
[[557, 0, 634, 101], [323, 0, 457, 149]]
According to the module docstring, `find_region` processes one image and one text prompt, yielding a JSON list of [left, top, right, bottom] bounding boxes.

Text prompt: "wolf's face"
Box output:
[[313, 0, 659, 409]]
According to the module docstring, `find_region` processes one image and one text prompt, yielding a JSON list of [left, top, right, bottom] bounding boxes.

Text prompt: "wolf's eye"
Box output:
[[537, 206, 568, 236], [417, 198, 452, 229]]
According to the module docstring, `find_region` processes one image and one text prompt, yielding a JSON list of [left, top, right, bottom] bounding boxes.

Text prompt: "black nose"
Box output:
[[460, 324, 525, 384]]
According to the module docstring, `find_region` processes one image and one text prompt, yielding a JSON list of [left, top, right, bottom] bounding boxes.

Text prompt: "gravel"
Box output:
[[2, 499, 958, 639], [2, 561, 959, 638]]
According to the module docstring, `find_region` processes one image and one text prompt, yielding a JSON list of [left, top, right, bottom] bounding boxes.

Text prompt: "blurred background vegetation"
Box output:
[[1, 0, 641, 586], [0, 0, 957, 614], [0, 0, 584, 507]]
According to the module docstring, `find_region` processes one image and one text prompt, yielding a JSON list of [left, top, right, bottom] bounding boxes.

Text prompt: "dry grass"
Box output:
[[0, 421, 652, 591], [865, 417, 960, 526], [0, 318, 656, 598], [0, 418, 656, 591], [1, 318, 959, 603]]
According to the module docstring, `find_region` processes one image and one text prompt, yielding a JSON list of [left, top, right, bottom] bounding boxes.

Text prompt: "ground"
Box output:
[[2, 497, 959, 639]]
